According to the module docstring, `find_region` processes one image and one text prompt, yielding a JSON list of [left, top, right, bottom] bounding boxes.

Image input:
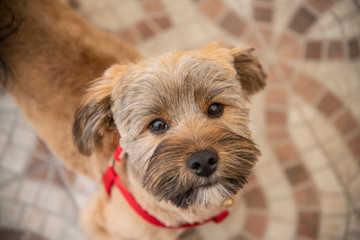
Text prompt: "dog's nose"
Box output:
[[187, 150, 218, 177]]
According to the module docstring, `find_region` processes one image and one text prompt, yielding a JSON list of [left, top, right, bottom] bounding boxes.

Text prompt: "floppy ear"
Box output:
[[199, 42, 266, 97], [72, 64, 127, 156], [230, 47, 266, 96]]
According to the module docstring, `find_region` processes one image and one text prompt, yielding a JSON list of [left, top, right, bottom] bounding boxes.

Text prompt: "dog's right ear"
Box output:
[[73, 65, 128, 156]]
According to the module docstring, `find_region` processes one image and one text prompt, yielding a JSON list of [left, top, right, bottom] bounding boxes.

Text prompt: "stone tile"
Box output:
[[266, 109, 287, 125], [289, 6, 317, 34], [2, 146, 31, 174], [265, 220, 295, 240], [57, 165, 76, 185], [333, 109, 358, 135], [305, 40, 323, 59], [117, 28, 137, 45], [347, 132, 360, 158], [0, 181, 21, 200], [141, 0, 165, 14], [320, 194, 347, 215], [264, 66, 281, 84], [306, 0, 333, 12], [243, 186, 267, 209], [0, 112, 15, 133], [34, 139, 51, 155], [317, 91, 342, 116], [295, 96, 319, 122], [285, 163, 310, 185], [313, 168, 343, 194], [322, 136, 352, 167], [11, 126, 36, 150], [278, 41, 303, 59], [334, 155, 359, 185], [310, 116, 338, 145], [277, 61, 295, 80], [348, 174, 360, 208], [199, 0, 224, 20], [0, 133, 8, 153], [219, 11, 246, 37], [302, 148, 329, 172], [83, 5, 123, 32], [348, 212, 360, 239], [290, 123, 316, 151], [26, 154, 47, 172], [265, 88, 287, 106], [258, 25, 273, 44], [327, 40, 345, 60], [20, 207, 45, 233], [136, 20, 156, 40], [18, 179, 42, 205], [60, 227, 87, 240], [245, 213, 268, 239], [0, 168, 15, 186], [266, 128, 289, 142], [273, 142, 299, 164], [294, 184, 318, 206], [264, 179, 292, 201], [36, 184, 66, 213], [0, 228, 25, 240], [253, 6, 273, 22], [27, 165, 50, 182], [112, 0, 144, 28], [58, 199, 78, 223], [268, 199, 296, 222], [288, 103, 304, 125], [42, 215, 67, 240], [0, 92, 17, 108], [293, 73, 324, 103], [348, 38, 360, 59], [0, 200, 23, 228], [255, 158, 285, 186], [152, 15, 173, 30], [297, 210, 319, 238], [27, 232, 47, 240], [244, 31, 263, 50], [331, 0, 357, 23], [320, 215, 347, 239]]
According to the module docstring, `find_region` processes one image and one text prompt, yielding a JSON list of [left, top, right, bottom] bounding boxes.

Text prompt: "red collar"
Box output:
[[103, 146, 229, 229]]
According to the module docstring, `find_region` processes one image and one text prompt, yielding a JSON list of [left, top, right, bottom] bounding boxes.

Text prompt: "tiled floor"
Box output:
[[1, 0, 360, 239]]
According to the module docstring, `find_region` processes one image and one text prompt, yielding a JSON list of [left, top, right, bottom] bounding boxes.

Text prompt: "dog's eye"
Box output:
[[149, 119, 168, 134], [208, 103, 224, 118]]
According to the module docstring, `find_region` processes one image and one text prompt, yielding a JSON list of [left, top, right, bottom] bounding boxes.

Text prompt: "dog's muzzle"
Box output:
[[186, 150, 218, 177]]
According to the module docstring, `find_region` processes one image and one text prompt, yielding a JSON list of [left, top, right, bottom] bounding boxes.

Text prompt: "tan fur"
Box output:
[[0, 1, 266, 239]]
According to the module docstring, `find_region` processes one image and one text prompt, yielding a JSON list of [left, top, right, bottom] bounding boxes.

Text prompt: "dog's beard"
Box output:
[[142, 128, 259, 209]]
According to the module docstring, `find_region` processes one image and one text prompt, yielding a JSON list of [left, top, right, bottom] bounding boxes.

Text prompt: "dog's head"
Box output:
[[73, 42, 266, 208]]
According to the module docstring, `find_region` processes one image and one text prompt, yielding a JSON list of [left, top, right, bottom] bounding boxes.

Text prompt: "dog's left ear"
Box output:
[[200, 42, 266, 97], [230, 47, 266, 96], [73, 65, 127, 156]]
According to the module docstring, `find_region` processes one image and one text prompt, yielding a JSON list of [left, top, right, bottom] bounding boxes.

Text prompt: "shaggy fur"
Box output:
[[0, 1, 266, 239]]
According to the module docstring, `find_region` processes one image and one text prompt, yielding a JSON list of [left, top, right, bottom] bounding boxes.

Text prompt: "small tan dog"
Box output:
[[0, 0, 265, 240]]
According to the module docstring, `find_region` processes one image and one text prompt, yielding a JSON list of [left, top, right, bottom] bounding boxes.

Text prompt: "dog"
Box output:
[[0, 0, 266, 239]]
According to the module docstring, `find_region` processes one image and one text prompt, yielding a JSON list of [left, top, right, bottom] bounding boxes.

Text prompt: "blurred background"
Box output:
[[0, 0, 359, 239]]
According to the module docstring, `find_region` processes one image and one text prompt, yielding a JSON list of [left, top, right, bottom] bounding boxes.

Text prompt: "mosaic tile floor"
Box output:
[[1, 0, 360, 239]]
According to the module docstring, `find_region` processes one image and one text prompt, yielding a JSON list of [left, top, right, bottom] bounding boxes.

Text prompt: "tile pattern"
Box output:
[[1, 0, 360, 239]]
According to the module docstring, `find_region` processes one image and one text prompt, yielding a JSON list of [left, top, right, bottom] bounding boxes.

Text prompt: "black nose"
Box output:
[[187, 150, 218, 177]]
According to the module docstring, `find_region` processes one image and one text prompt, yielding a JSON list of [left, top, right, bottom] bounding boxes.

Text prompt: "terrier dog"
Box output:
[[0, 0, 265, 239]]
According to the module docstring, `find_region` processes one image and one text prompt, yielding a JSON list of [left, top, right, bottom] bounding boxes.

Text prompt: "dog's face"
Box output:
[[73, 42, 266, 209]]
